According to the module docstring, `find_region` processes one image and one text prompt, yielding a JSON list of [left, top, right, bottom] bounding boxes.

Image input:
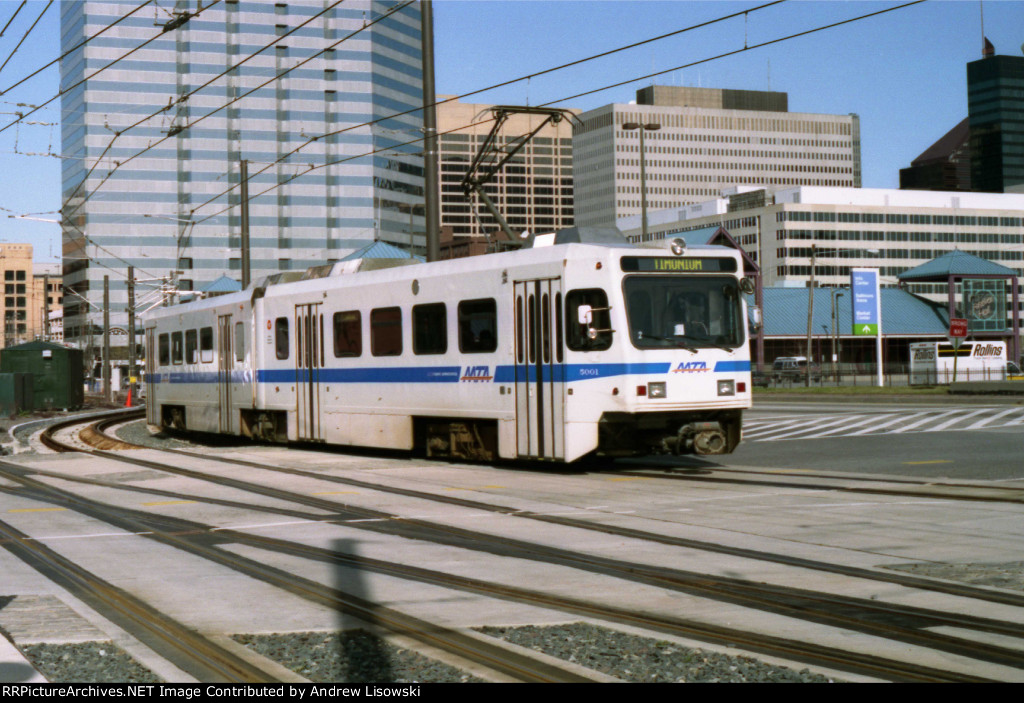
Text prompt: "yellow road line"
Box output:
[[903, 460, 954, 465], [8, 507, 67, 513]]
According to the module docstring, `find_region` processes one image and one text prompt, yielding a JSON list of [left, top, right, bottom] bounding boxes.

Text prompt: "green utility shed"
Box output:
[[0, 341, 84, 410]]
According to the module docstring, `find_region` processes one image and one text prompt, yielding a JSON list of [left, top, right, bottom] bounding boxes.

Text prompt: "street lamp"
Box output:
[[830, 290, 844, 380], [622, 122, 661, 241]]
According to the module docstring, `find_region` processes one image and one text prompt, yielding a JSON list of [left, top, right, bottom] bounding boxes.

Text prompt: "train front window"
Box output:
[[624, 276, 743, 350]]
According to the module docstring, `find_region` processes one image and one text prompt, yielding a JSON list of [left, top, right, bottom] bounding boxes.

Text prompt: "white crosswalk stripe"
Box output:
[[745, 407, 1024, 442]]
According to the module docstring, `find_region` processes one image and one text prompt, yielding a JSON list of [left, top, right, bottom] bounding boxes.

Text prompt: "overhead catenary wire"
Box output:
[[0, 0, 221, 138], [16, 0, 780, 227], [0, 2, 27, 41], [53, 0, 927, 281], [190, 0, 927, 226], [0, 0, 52, 76], [190, 0, 789, 215], [60, 0, 411, 228], [0, 1, 155, 97]]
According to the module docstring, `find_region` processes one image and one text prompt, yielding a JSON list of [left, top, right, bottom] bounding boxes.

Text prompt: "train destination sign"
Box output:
[[620, 257, 738, 273]]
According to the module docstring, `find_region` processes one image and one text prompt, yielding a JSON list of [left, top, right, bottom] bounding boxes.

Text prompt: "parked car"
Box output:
[[772, 356, 821, 382]]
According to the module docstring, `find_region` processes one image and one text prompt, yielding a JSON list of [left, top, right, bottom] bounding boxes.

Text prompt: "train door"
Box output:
[[513, 278, 564, 460], [145, 328, 156, 425], [295, 302, 323, 442], [217, 314, 234, 433]]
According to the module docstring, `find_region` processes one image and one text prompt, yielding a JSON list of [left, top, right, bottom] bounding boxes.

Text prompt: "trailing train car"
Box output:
[[143, 236, 755, 462]]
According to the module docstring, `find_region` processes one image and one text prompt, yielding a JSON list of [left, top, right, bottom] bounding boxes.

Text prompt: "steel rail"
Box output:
[[605, 466, 1024, 504], [0, 515, 282, 682], [0, 466, 988, 684], [85, 415, 1024, 611], [0, 469, 597, 684], [28, 417, 1024, 678]]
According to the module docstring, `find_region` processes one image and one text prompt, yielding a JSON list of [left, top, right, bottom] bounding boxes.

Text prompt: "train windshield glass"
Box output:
[[623, 276, 744, 349]]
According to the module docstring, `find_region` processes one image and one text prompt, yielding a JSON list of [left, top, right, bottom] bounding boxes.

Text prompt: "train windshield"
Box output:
[[624, 275, 744, 350]]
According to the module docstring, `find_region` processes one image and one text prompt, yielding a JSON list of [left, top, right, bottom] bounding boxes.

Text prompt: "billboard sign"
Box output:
[[963, 279, 1006, 333], [851, 268, 880, 336]]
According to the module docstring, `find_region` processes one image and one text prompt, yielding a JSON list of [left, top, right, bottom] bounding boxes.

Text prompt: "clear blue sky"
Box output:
[[2, 0, 1023, 263]]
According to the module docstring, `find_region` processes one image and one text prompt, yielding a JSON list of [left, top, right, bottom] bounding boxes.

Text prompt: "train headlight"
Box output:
[[717, 379, 735, 396], [648, 382, 666, 398]]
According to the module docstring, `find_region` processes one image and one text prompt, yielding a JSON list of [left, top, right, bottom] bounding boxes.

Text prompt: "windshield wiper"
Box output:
[[636, 332, 698, 353], [638, 331, 733, 353], [683, 332, 734, 352]]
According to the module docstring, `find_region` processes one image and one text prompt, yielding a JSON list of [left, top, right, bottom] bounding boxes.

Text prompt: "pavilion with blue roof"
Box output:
[[897, 249, 1019, 364]]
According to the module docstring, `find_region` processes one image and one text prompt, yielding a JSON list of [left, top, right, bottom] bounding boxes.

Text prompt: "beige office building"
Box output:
[[573, 86, 861, 228], [0, 244, 62, 347], [437, 97, 577, 241]]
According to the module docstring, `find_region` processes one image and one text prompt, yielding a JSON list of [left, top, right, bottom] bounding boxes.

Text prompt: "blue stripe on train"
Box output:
[[150, 360, 748, 384]]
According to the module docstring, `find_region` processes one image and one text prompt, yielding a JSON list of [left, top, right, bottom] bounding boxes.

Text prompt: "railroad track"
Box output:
[[607, 464, 1024, 504], [13, 409, 1024, 681]]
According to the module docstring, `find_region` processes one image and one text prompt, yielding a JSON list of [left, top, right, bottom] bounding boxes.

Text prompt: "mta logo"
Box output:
[[461, 365, 492, 382], [672, 361, 708, 373]]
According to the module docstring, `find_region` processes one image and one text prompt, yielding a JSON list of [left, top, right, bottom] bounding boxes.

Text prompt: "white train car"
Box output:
[[144, 237, 755, 462]]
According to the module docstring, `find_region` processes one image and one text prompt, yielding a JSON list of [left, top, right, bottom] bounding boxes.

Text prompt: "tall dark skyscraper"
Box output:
[[967, 53, 1024, 193]]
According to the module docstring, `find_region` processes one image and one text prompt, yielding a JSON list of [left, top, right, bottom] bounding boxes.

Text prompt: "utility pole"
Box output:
[[421, 0, 440, 262], [42, 274, 50, 341], [103, 275, 111, 404], [127, 266, 136, 406], [805, 243, 815, 388], [240, 159, 251, 289]]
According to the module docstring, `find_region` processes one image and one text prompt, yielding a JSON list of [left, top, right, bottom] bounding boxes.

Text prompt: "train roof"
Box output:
[[142, 239, 743, 322]]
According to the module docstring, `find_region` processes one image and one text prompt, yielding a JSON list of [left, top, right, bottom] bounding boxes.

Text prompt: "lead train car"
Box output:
[[143, 240, 753, 462]]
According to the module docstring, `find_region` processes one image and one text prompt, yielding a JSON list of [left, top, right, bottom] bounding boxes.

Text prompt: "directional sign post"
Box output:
[[949, 317, 968, 382], [851, 268, 883, 386]]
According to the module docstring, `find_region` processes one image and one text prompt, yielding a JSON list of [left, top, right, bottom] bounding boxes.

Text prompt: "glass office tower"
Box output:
[[60, 0, 424, 349], [968, 54, 1024, 194]]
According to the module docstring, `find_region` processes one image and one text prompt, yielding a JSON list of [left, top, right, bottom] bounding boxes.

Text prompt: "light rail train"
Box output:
[[143, 233, 755, 462]]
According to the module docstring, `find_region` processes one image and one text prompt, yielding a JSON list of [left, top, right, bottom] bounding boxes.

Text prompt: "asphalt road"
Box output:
[[718, 399, 1024, 481]]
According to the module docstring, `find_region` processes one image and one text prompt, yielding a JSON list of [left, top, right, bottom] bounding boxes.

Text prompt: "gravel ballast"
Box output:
[[478, 622, 837, 683], [19, 641, 161, 683], [232, 631, 485, 683]]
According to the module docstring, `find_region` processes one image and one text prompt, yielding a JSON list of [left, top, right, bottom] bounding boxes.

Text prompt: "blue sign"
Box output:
[[851, 268, 879, 336]]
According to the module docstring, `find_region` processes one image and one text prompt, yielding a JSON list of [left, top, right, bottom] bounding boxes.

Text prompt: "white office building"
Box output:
[[60, 0, 424, 348], [619, 186, 1024, 304]]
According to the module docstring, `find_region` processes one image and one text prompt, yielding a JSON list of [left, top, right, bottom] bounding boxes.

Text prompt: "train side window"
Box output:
[[333, 311, 361, 357], [541, 293, 551, 363], [515, 296, 524, 363], [555, 292, 564, 362], [159, 334, 170, 366], [234, 322, 245, 362], [413, 303, 447, 355], [171, 332, 183, 365], [566, 289, 612, 351], [275, 317, 289, 360], [371, 307, 402, 356], [459, 298, 497, 353], [185, 329, 198, 364], [200, 327, 214, 363]]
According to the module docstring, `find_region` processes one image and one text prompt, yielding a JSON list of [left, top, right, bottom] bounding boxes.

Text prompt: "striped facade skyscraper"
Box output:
[[60, 0, 424, 349]]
